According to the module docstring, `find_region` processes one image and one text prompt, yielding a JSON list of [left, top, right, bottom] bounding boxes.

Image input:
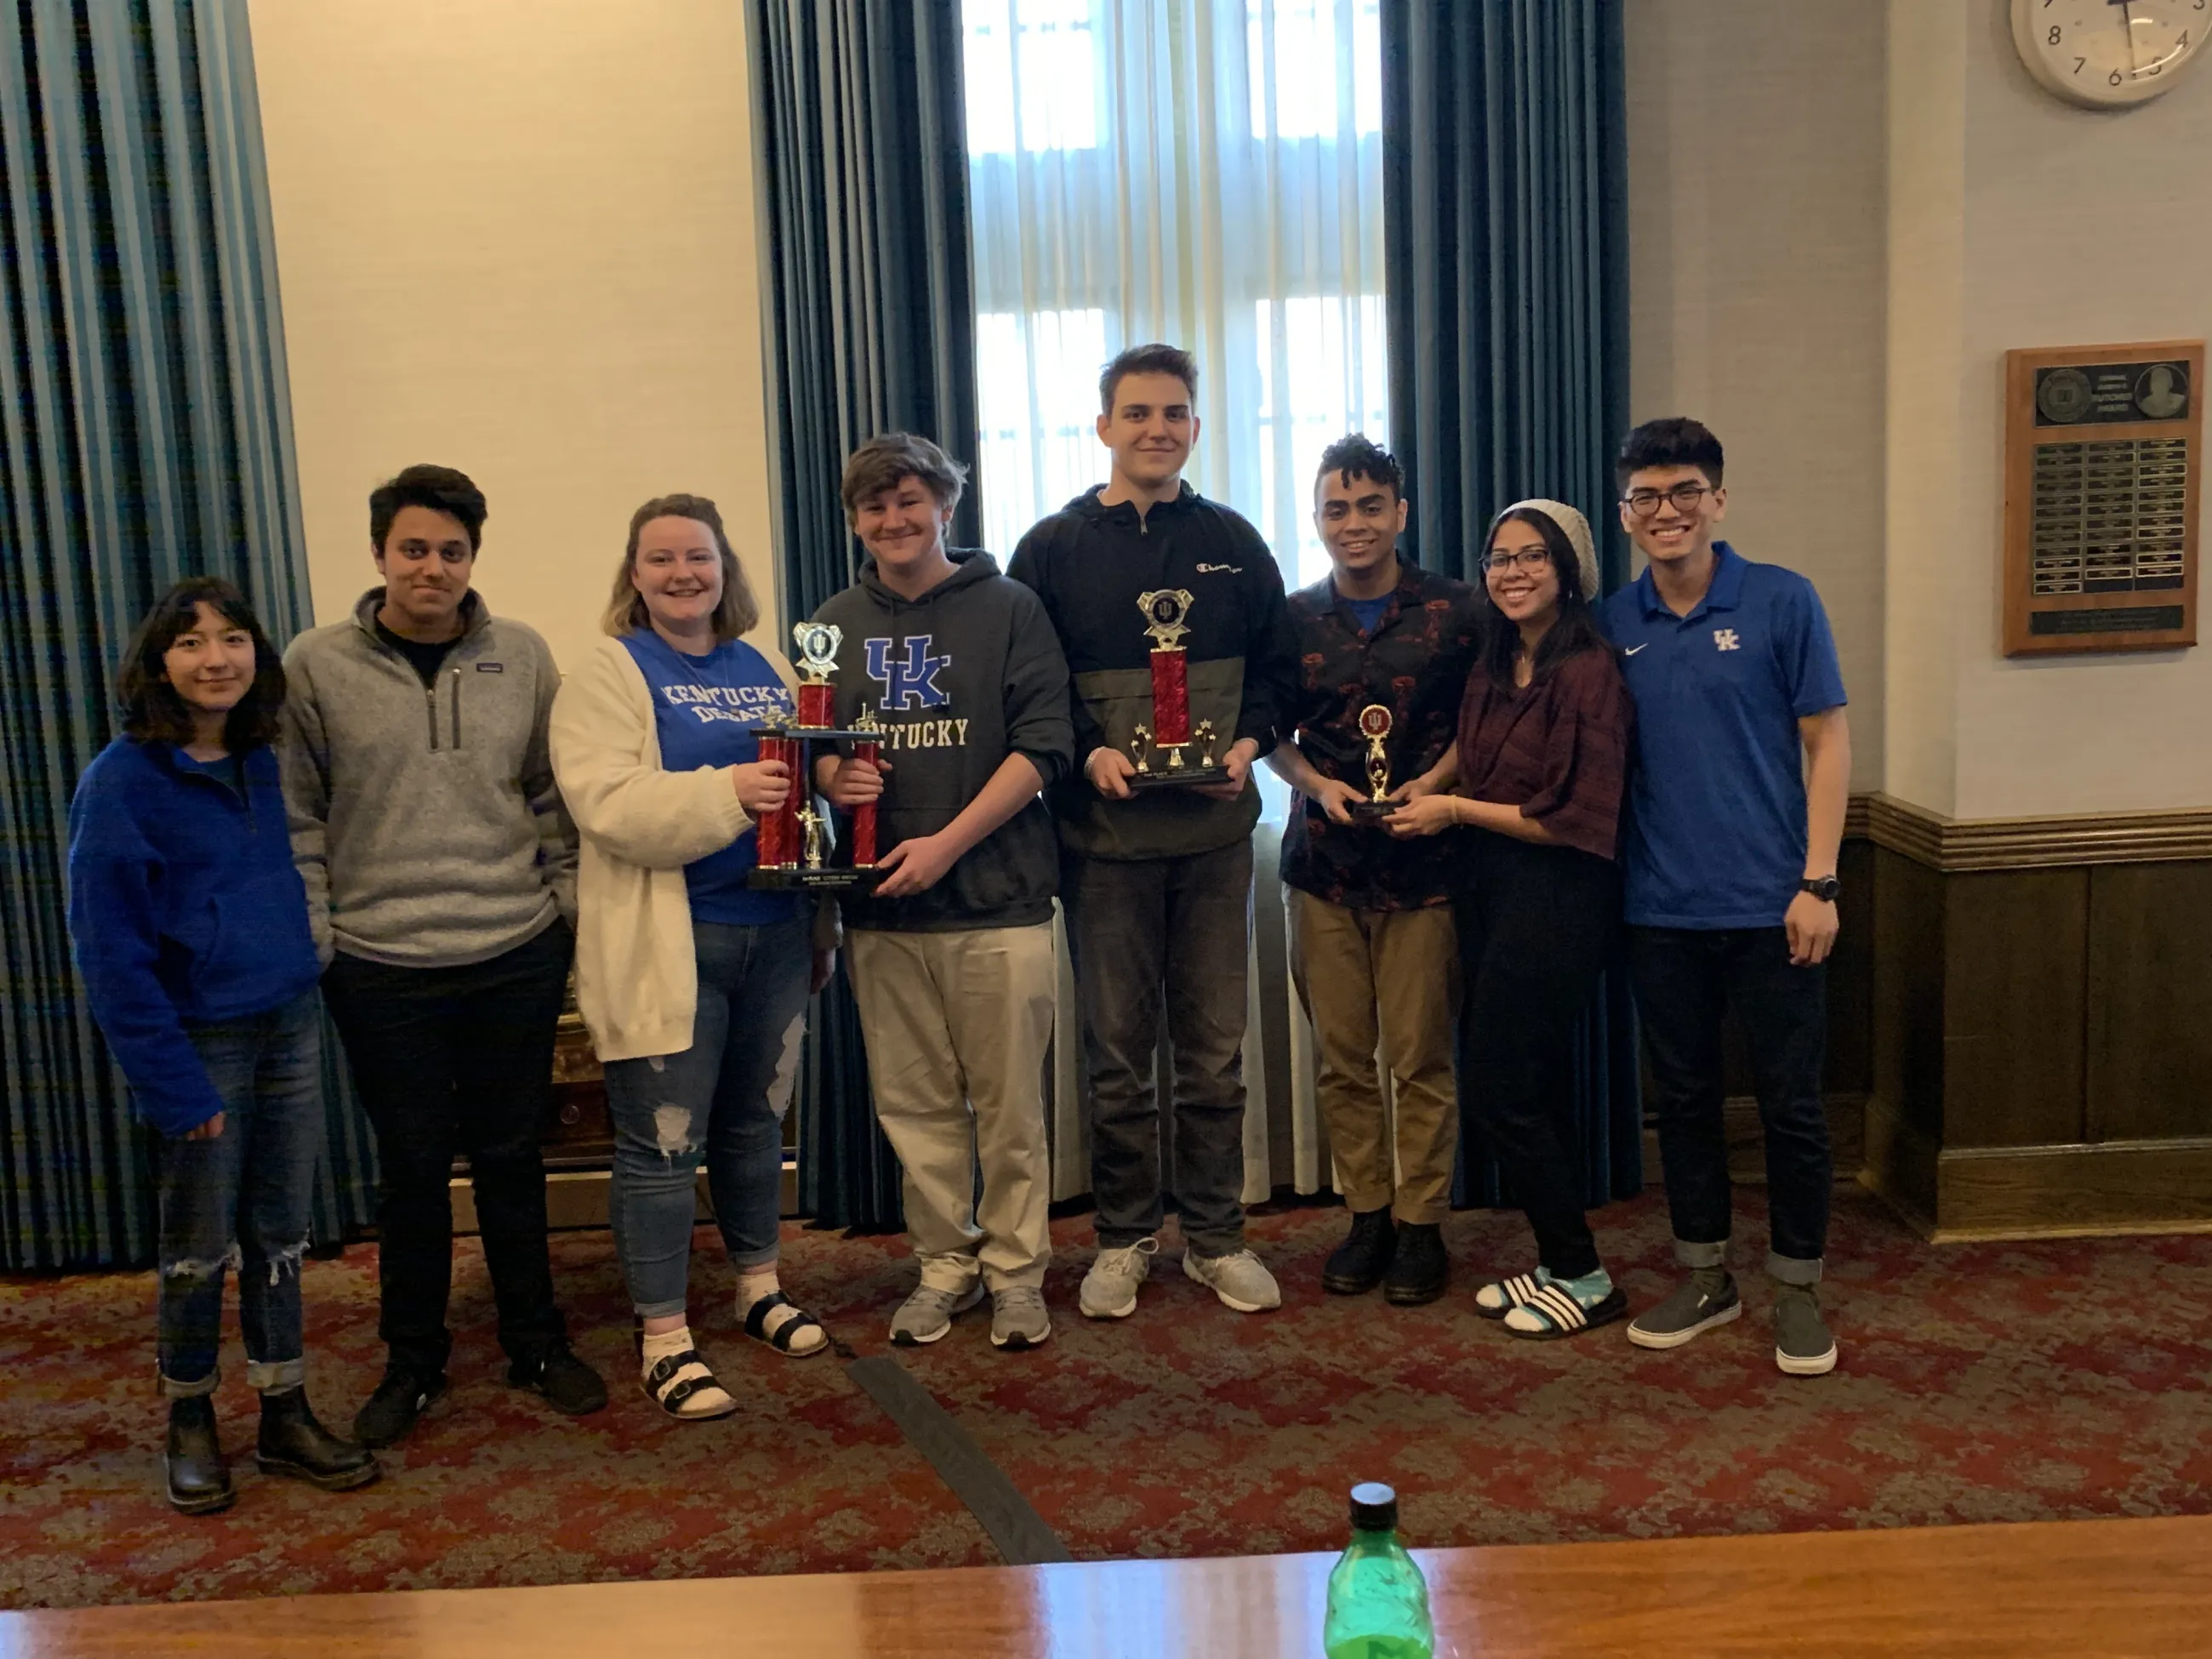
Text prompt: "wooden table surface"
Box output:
[[3, 1513, 2205, 1657]]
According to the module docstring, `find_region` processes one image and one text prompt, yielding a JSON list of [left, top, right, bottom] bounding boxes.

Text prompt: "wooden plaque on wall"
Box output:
[[2003, 339, 2202, 657]]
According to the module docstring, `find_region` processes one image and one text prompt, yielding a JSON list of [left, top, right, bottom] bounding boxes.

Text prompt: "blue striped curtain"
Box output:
[[1379, 0, 1642, 1208], [750, 0, 979, 1229], [0, 0, 375, 1268]]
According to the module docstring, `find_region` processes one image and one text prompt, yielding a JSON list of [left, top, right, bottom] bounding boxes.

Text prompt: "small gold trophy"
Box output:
[[1348, 704, 1394, 823]]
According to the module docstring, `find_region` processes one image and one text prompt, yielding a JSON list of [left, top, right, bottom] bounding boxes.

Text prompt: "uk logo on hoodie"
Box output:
[[864, 636, 952, 710]]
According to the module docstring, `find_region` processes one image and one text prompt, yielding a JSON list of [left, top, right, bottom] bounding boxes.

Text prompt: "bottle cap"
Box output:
[[1349, 1482, 1399, 1531]]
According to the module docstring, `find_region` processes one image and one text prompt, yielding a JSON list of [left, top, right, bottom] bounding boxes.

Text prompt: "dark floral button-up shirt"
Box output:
[[1280, 564, 1485, 911]]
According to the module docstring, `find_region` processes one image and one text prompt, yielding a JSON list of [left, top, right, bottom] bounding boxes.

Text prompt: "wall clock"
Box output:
[[2012, 0, 2206, 107]]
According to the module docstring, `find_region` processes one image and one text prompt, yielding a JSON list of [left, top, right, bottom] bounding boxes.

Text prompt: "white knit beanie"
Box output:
[[1501, 498, 1601, 600]]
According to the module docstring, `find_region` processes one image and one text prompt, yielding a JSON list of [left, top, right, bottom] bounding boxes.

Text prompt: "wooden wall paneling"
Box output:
[[2085, 861, 2212, 1143], [1935, 1137, 2212, 1238], [1938, 868, 2089, 1149], [1871, 847, 1947, 1143], [1864, 847, 1946, 1226]]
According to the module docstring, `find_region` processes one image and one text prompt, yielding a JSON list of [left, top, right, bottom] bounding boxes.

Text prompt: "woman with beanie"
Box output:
[[68, 577, 379, 1513], [1388, 501, 1634, 1338]]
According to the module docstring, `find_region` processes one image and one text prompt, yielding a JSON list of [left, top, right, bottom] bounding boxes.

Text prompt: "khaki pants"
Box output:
[[847, 923, 1055, 1291], [1290, 891, 1459, 1225]]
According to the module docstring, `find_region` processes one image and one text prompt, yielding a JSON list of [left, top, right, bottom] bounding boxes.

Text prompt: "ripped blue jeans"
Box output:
[[156, 989, 324, 1397], [601, 916, 812, 1319]]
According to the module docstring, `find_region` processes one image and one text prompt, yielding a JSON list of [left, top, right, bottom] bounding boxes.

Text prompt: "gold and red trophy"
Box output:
[[1347, 704, 1396, 822], [1126, 588, 1225, 790], [748, 621, 883, 890]]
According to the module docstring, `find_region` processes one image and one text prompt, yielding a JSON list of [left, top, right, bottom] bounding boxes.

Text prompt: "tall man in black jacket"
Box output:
[[1008, 343, 1298, 1322]]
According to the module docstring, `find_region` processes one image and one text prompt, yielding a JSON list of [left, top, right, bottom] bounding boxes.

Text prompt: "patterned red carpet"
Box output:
[[4, 1186, 2209, 1607]]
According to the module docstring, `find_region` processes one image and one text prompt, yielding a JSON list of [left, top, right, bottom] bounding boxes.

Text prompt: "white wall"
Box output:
[[1626, 0, 1890, 792], [1942, 1, 2212, 818], [248, 0, 779, 674]]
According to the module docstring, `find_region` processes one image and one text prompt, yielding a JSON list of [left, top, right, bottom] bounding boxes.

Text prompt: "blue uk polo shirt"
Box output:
[[1598, 542, 1847, 931]]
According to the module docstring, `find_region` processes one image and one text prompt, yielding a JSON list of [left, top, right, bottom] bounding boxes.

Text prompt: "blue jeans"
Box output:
[[155, 989, 324, 1397], [601, 916, 812, 1319], [1627, 925, 1832, 1280]]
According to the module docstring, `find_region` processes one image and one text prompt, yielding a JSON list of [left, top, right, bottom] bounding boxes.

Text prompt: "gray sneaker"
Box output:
[[989, 1286, 1052, 1350], [889, 1280, 983, 1346], [1079, 1237, 1160, 1320], [1626, 1267, 1742, 1350], [1183, 1246, 1282, 1314], [1774, 1283, 1838, 1377]]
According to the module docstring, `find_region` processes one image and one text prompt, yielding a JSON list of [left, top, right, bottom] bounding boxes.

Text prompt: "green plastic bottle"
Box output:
[[1321, 1482, 1434, 1659]]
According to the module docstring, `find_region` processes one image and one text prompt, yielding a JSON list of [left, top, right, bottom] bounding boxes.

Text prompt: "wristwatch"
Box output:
[[1799, 875, 1841, 903]]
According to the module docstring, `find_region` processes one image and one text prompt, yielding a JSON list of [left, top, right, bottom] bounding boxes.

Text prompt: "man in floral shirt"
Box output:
[[1267, 436, 1482, 1304]]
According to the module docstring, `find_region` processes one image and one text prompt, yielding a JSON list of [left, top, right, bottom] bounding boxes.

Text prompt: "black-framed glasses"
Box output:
[[1483, 549, 1552, 573], [1622, 482, 1714, 516]]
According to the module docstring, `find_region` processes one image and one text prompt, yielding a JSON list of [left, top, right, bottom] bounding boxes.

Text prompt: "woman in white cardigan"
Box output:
[[549, 494, 834, 1420]]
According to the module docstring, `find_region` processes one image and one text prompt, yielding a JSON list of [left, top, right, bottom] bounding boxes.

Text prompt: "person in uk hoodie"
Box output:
[[812, 433, 1073, 1351]]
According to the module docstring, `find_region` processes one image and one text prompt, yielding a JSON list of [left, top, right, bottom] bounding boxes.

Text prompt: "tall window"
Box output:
[[964, 0, 1388, 588]]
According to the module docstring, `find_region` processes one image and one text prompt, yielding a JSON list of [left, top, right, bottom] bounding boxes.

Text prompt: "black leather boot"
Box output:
[[164, 1394, 234, 1515], [1322, 1206, 1397, 1295], [256, 1388, 381, 1491], [1383, 1220, 1449, 1306]]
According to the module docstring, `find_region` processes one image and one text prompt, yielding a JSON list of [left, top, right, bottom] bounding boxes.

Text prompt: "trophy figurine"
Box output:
[[1125, 588, 1230, 790], [746, 624, 883, 890], [1347, 704, 1395, 823]]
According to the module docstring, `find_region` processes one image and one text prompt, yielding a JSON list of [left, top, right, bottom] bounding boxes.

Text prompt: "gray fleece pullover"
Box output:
[[278, 589, 579, 968]]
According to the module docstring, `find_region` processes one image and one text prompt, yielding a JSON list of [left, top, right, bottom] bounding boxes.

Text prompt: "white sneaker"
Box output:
[[1183, 1247, 1282, 1313], [1080, 1238, 1160, 1320]]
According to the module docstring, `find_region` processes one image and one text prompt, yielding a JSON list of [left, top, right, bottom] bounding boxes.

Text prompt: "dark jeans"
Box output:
[[1627, 925, 1831, 1280], [155, 989, 324, 1397], [1062, 838, 1253, 1254], [601, 916, 811, 1318], [1454, 837, 1620, 1280], [323, 921, 572, 1375]]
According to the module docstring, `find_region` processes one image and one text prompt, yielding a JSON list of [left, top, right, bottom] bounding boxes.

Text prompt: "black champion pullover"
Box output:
[[810, 550, 1074, 932], [1008, 482, 1298, 861]]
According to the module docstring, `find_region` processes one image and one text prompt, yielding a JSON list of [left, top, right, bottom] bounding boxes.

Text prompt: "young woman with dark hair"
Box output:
[[67, 577, 378, 1514], [1388, 501, 1635, 1339]]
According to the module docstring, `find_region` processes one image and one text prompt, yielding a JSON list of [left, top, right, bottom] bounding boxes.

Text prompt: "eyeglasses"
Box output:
[[1483, 550, 1552, 573], [1622, 482, 1714, 516]]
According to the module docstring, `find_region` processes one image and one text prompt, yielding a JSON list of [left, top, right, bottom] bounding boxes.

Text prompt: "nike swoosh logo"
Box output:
[[1624, 644, 1648, 656]]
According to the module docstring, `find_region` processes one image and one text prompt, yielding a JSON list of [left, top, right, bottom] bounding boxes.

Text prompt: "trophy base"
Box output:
[[748, 866, 886, 891], [1347, 799, 1397, 823], [1126, 764, 1233, 792], [744, 725, 881, 744]]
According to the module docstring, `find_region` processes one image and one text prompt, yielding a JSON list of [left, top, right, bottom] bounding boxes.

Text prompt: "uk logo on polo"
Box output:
[[1713, 629, 1742, 652], [864, 636, 952, 710]]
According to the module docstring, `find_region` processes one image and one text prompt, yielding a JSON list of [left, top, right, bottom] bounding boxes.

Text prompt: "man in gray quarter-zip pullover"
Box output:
[[278, 464, 603, 1449]]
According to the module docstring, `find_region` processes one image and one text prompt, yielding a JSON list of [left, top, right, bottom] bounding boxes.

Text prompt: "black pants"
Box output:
[[323, 921, 572, 1374], [1626, 925, 1830, 1276], [1453, 835, 1620, 1279], [1061, 840, 1253, 1254]]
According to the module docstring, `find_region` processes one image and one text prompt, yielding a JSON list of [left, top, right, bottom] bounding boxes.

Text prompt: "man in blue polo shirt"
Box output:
[[1598, 417, 1850, 1378]]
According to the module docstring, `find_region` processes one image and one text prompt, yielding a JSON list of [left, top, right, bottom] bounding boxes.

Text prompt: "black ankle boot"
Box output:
[[256, 1388, 381, 1491], [1383, 1221, 1448, 1306], [1322, 1207, 1397, 1295], [164, 1394, 233, 1515]]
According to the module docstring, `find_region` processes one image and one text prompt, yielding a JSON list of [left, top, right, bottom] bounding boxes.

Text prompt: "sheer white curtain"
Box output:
[[963, 0, 1388, 588], [963, 0, 1389, 1206]]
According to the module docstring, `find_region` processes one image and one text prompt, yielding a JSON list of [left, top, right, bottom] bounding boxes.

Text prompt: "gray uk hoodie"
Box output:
[[278, 589, 578, 967]]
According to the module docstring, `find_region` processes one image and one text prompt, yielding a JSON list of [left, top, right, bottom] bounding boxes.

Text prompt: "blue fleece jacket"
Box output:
[[67, 737, 321, 1136]]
